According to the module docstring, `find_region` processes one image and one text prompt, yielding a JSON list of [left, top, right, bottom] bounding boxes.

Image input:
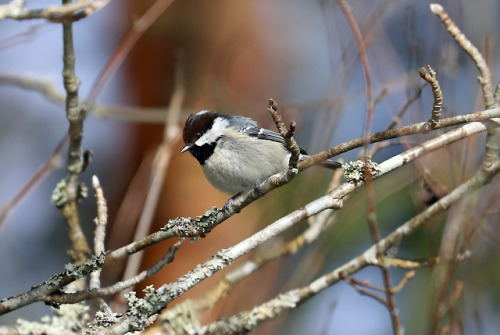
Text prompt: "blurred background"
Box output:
[[0, 0, 499, 333]]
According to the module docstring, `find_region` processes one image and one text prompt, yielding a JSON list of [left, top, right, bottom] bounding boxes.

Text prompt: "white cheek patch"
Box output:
[[195, 117, 229, 146]]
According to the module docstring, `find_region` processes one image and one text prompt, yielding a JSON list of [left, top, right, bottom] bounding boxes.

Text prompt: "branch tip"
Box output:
[[92, 175, 100, 189], [268, 98, 278, 112], [429, 3, 443, 14]]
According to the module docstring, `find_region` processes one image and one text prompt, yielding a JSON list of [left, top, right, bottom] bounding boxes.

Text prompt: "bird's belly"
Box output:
[[202, 143, 289, 194]]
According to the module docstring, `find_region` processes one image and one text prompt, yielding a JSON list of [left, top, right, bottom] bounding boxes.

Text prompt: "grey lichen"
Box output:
[[51, 179, 88, 208], [44, 252, 106, 289], [161, 207, 219, 238], [125, 285, 166, 331], [157, 300, 200, 334], [84, 309, 123, 334], [17, 303, 90, 335], [161, 216, 194, 232], [51, 179, 69, 208], [195, 206, 219, 229], [343, 160, 381, 183], [204, 290, 300, 334]]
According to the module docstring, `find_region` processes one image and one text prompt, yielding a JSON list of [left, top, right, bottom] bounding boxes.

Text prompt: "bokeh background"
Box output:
[[0, 0, 499, 333]]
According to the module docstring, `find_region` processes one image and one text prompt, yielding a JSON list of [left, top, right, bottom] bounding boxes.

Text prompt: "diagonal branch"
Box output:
[[430, 3, 496, 109], [196, 159, 500, 335]]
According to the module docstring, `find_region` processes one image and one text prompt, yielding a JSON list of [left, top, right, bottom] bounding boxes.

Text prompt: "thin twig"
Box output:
[[0, 0, 110, 23], [430, 4, 500, 196], [59, 0, 90, 266], [430, 3, 496, 109], [340, 271, 414, 305], [337, 0, 400, 331], [45, 239, 185, 304], [419, 65, 443, 130], [298, 106, 500, 171], [379, 252, 471, 270], [267, 98, 301, 169], [370, 84, 426, 157], [90, 175, 108, 290]]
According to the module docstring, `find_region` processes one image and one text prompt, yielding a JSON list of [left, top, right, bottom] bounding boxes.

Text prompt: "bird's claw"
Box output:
[[253, 183, 264, 196], [223, 192, 241, 214]]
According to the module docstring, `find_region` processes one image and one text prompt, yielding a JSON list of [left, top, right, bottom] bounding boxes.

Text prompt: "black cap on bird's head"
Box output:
[[181, 111, 219, 153]]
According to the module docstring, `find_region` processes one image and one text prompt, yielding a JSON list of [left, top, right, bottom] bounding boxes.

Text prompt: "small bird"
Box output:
[[181, 110, 341, 196]]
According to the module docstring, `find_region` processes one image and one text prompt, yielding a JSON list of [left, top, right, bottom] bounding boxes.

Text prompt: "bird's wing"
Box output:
[[242, 126, 308, 154]]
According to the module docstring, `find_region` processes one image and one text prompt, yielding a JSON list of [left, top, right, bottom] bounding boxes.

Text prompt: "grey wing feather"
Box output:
[[243, 125, 341, 169], [243, 126, 308, 154]]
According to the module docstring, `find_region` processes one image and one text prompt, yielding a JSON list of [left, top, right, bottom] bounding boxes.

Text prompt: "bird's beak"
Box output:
[[181, 144, 192, 153]]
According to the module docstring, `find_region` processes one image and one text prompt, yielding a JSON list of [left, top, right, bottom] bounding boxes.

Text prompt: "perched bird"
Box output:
[[181, 110, 341, 196]]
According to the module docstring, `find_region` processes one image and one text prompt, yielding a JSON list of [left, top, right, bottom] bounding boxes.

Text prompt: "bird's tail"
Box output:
[[319, 158, 342, 169], [299, 154, 342, 169]]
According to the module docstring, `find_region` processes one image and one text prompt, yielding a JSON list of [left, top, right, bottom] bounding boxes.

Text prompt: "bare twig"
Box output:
[[391, 272, 416, 293], [432, 280, 464, 334], [419, 65, 443, 130], [430, 3, 495, 109], [56, 0, 90, 266], [298, 106, 500, 171], [339, 271, 412, 306], [430, 4, 500, 198], [268, 98, 301, 169], [337, 0, 400, 331], [45, 239, 185, 304], [370, 84, 426, 157], [90, 175, 108, 290], [0, 0, 110, 23], [378, 251, 471, 270], [340, 271, 415, 295]]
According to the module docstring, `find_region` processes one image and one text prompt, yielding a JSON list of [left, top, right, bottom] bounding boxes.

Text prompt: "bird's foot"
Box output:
[[223, 192, 242, 214], [253, 183, 264, 196]]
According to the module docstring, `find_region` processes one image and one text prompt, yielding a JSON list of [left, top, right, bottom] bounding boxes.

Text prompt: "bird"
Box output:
[[181, 110, 341, 196]]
